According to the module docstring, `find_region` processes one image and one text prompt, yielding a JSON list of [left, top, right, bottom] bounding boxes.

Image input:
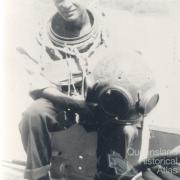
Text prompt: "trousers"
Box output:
[[19, 98, 138, 180], [19, 97, 100, 180], [19, 98, 81, 179]]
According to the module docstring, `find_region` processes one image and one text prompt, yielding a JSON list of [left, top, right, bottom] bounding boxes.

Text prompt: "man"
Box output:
[[18, 1, 160, 180], [19, 0, 107, 180]]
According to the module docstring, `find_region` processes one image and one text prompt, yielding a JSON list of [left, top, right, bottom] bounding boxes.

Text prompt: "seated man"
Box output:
[[18, 1, 159, 180], [19, 0, 107, 180]]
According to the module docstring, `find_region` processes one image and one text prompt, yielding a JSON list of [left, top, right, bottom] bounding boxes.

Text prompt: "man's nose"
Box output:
[[60, 0, 73, 10]]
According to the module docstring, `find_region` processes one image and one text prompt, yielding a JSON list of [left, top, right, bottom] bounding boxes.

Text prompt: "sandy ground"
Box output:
[[2, 0, 180, 166]]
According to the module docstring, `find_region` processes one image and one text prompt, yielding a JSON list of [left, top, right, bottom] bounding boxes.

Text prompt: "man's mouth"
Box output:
[[64, 8, 77, 15]]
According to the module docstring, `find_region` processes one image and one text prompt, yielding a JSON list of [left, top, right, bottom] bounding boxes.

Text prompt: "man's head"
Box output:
[[53, 0, 87, 22]]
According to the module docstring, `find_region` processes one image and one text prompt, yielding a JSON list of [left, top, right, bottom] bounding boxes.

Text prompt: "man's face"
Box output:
[[53, 0, 87, 22]]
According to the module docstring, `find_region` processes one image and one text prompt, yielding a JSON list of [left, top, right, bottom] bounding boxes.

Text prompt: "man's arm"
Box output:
[[31, 87, 91, 115]]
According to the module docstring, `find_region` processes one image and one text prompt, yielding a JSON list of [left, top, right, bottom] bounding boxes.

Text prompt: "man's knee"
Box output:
[[19, 98, 52, 133], [19, 107, 41, 134]]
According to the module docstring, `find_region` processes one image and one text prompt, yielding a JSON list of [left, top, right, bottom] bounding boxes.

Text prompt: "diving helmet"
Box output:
[[91, 51, 159, 123]]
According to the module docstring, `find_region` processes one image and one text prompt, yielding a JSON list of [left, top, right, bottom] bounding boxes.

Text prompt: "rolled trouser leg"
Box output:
[[19, 98, 61, 179]]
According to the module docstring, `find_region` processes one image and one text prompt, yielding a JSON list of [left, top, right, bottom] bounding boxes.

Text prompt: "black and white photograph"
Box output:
[[1, 0, 180, 180]]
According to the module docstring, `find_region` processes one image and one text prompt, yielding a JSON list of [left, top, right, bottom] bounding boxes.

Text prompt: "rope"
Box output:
[[38, 9, 108, 99]]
